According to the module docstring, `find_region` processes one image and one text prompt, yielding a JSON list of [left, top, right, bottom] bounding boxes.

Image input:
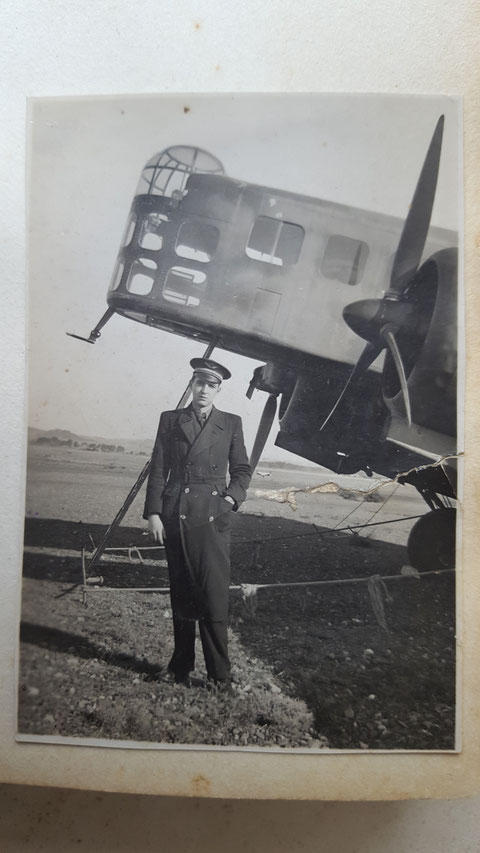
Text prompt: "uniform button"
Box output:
[[212, 490, 217, 496], [184, 487, 190, 493], [180, 514, 186, 520], [208, 516, 214, 522]]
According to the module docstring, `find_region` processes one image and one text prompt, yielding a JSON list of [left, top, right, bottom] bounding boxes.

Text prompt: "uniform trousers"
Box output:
[[164, 525, 231, 683], [169, 615, 230, 682]]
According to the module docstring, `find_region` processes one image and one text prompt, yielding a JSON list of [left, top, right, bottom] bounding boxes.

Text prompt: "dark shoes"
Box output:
[[159, 669, 233, 694], [161, 669, 191, 686]]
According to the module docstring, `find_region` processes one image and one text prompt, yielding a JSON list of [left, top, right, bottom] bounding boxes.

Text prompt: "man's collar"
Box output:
[[182, 404, 225, 427], [190, 402, 214, 419]]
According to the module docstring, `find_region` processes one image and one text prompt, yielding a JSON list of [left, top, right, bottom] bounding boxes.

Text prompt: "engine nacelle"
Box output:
[[275, 360, 391, 474]]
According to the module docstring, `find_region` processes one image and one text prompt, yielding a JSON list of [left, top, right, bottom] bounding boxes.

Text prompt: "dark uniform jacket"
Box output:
[[144, 406, 251, 622]]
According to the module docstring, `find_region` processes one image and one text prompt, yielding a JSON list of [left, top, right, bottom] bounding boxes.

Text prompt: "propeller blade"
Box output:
[[320, 341, 383, 431], [250, 394, 278, 471], [388, 115, 444, 297], [382, 328, 412, 426]]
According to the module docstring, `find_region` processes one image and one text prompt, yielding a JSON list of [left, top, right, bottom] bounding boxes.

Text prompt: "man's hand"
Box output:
[[148, 514, 166, 545]]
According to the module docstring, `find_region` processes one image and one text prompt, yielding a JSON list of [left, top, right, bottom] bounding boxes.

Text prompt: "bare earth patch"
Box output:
[[18, 572, 317, 749], [18, 508, 455, 751], [19, 449, 455, 750]]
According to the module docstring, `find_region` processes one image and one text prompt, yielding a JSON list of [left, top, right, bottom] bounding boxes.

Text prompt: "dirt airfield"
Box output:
[[18, 445, 456, 750]]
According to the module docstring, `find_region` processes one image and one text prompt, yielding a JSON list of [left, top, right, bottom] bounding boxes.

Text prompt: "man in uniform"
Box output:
[[144, 358, 251, 691]]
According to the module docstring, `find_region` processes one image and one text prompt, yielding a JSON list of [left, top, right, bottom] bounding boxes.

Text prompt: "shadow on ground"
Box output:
[[19, 621, 160, 679]]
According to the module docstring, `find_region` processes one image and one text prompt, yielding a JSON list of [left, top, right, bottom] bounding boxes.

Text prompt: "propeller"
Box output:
[[249, 394, 278, 471], [323, 116, 444, 429]]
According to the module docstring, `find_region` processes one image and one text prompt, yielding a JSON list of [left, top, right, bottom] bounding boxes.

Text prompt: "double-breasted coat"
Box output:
[[144, 406, 251, 622]]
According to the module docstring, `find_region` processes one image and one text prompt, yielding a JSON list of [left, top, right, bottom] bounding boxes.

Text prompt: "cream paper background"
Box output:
[[1, 0, 479, 826]]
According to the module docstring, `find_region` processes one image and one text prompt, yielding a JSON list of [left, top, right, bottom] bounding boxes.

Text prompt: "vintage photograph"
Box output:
[[18, 93, 460, 752]]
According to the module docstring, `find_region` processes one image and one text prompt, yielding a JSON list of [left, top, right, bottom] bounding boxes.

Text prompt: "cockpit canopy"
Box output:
[[135, 145, 225, 198]]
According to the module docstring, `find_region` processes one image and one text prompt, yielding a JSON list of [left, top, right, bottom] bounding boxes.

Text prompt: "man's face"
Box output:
[[191, 377, 221, 410]]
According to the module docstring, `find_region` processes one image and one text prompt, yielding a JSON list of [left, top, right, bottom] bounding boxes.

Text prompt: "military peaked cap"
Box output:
[[190, 358, 232, 383]]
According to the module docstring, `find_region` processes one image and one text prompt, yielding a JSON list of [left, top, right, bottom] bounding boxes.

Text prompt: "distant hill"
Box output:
[[28, 427, 153, 456], [28, 428, 326, 471]]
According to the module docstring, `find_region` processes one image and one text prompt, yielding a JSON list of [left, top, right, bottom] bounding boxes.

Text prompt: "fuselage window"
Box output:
[[175, 220, 220, 263], [321, 235, 369, 285], [246, 216, 304, 266], [126, 258, 157, 295], [163, 266, 206, 308], [138, 212, 168, 251]]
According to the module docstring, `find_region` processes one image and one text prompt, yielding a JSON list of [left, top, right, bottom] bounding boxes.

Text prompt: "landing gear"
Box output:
[[407, 507, 456, 571], [397, 464, 457, 571], [67, 307, 116, 344]]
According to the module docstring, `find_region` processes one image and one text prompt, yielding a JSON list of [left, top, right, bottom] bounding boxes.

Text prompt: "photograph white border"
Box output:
[[1, 0, 479, 802]]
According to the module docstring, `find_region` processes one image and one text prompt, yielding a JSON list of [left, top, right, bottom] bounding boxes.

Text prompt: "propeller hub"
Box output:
[[343, 298, 414, 346]]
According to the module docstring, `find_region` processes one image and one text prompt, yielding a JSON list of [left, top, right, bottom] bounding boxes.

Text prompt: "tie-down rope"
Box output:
[[79, 551, 452, 630]]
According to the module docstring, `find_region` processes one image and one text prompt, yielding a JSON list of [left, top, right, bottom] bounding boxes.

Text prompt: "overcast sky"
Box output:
[[27, 93, 460, 461]]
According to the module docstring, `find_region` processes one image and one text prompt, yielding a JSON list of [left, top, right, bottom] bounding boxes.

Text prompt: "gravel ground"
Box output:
[[17, 447, 456, 750]]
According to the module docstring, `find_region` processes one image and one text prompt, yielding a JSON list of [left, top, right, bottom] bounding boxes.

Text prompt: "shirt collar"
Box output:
[[190, 402, 214, 420]]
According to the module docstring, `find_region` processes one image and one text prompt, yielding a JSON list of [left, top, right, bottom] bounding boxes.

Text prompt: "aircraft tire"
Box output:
[[407, 507, 456, 571]]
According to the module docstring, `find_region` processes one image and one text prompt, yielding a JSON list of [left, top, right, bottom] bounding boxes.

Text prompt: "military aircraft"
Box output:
[[68, 118, 458, 570]]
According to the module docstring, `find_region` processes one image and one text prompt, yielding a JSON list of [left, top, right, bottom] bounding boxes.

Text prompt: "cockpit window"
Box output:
[[175, 221, 219, 262], [138, 212, 168, 250], [162, 266, 206, 308], [126, 258, 157, 295], [122, 214, 136, 247], [321, 235, 369, 285], [246, 217, 304, 266], [109, 259, 124, 292]]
